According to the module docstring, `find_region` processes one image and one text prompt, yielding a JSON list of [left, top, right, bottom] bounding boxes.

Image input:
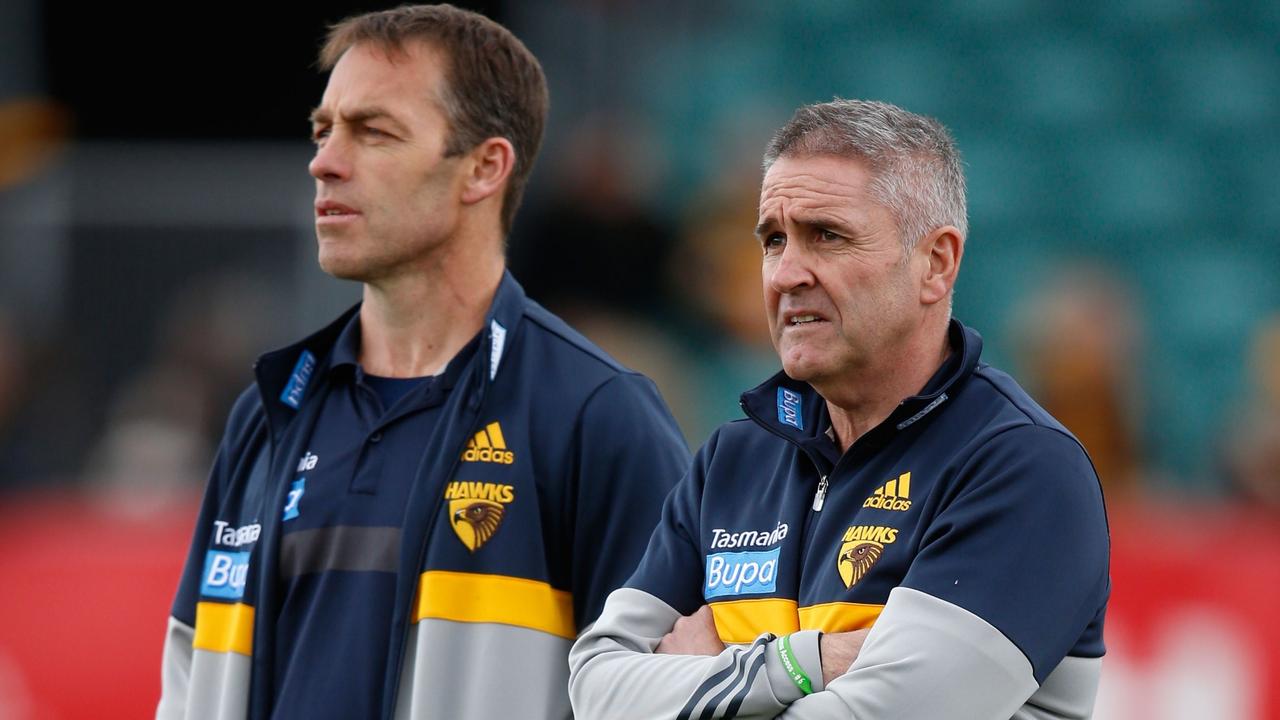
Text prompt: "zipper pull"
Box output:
[[812, 475, 829, 512]]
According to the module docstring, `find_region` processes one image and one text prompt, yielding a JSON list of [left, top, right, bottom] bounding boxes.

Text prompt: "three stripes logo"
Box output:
[[461, 421, 515, 465], [862, 471, 912, 512]]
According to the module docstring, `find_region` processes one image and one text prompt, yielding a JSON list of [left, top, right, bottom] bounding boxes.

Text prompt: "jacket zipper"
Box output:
[[739, 398, 847, 601], [812, 475, 829, 511]]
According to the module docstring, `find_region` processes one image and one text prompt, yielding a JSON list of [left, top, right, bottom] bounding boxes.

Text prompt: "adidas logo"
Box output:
[[863, 472, 912, 512], [461, 422, 515, 465]]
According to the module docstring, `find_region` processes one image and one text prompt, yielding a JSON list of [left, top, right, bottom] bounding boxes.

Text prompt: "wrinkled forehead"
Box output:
[[758, 154, 877, 215]]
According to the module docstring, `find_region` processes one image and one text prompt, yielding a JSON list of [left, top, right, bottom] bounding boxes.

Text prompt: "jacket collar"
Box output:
[[740, 319, 983, 450], [253, 270, 529, 440]]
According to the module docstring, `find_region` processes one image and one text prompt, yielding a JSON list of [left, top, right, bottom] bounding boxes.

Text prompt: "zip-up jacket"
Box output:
[[570, 321, 1110, 719], [158, 272, 691, 719]]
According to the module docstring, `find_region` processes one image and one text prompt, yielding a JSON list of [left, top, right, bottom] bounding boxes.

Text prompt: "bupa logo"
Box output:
[[704, 548, 780, 599], [279, 350, 317, 409], [201, 550, 250, 599], [777, 388, 803, 430]]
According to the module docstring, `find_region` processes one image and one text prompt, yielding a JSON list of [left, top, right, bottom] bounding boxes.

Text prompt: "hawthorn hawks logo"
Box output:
[[837, 525, 898, 588], [445, 481, 515, 552]]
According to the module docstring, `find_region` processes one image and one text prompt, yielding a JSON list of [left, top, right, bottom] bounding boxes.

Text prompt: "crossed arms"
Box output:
[[568, 425, 1109, 719]]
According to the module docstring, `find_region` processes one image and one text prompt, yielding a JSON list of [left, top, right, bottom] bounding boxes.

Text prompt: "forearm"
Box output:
[[776, 587, 1038, 720], [570, 588, 822, 720]]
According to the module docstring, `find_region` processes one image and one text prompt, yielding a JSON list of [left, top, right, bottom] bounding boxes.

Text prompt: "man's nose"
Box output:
[[309, 133, 352, 182], [767, 241, 816, 294]]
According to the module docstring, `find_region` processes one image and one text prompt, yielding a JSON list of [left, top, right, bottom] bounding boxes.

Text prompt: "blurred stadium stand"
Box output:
[[0, 0, 1276, 717]]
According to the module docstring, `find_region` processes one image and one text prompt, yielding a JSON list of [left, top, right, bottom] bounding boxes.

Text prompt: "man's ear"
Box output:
[[919, 225, 964, 306], [460, 137, 515, 206]]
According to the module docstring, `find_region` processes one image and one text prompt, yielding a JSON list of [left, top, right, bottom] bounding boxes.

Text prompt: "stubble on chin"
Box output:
[[315, 235, 363, 281]]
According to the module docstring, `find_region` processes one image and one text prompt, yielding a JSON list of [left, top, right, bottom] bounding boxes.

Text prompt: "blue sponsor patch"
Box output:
[[777, 387, 803, 430], [704, 548, 780, 599], [280, 349, 317, 409], [201, 550, 251, 599], [282, 477, 305, 521]]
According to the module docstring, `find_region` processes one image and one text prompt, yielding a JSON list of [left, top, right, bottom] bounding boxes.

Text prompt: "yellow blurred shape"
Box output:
[[0, 98, 70, 190]]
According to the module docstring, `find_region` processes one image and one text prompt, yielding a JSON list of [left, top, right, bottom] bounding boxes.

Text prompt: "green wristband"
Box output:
[[777, 633, 814, 695]]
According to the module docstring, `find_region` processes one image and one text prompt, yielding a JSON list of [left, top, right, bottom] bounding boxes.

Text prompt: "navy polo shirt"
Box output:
[[271, 313, 479, 719]]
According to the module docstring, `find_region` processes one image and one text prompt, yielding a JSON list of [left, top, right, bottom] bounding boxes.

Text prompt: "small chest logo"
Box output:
[[776, 388, 804, 430], [279, 350, 317, 409], [297, 452, 319, 472], [445, 481, 515, 552], [837, 525, 897, 589], [461, 422, 516, 465], [863, 472, 912, 512], [282, 478, 305, 521]]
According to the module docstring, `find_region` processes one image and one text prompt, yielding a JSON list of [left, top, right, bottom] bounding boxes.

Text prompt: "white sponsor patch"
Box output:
[[489, 320, 507, 381]]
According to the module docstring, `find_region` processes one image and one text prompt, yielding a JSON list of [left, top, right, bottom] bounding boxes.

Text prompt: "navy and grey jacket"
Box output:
[[570, 321, 1110, 719], [157, 272, 691, 720]]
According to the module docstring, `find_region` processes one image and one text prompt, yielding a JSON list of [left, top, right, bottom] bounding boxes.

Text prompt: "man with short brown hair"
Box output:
[[317, 3, 547, 237], [157, 6, 689, 719]]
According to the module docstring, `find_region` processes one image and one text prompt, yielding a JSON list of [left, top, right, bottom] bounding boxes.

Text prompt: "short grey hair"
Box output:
[[763, 99, 967, 253]]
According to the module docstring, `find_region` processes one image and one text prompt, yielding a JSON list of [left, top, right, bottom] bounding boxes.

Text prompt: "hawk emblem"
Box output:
[[450, 498, 506, 552], [837, 540, 884, 588]]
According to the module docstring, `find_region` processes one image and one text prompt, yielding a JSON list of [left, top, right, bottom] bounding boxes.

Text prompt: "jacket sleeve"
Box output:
[[157, 387, 261, 720], [773, 424, 1110, 719], [157, 435, 229, 718], [570, 430, 823, 720], [569, 372, 692, 629]]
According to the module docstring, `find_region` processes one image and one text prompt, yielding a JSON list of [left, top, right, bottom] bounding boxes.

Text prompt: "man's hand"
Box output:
[[656, 605, 726, 656], [818, 629, 871, 686]]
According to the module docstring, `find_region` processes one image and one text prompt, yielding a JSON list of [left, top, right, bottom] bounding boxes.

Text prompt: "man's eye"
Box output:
[[762, 233, 786, 253], [819, 229, 842, 242], [364, 127, 389, 137], [311, 128, 330, 144]]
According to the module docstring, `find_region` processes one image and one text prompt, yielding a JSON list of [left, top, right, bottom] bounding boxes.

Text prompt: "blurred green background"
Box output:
[[0, 2, 1277, 716], [2, 0, 1276, 498]]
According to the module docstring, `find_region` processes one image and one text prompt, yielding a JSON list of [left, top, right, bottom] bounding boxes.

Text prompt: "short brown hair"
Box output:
[[320, 4, 549, 235]]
